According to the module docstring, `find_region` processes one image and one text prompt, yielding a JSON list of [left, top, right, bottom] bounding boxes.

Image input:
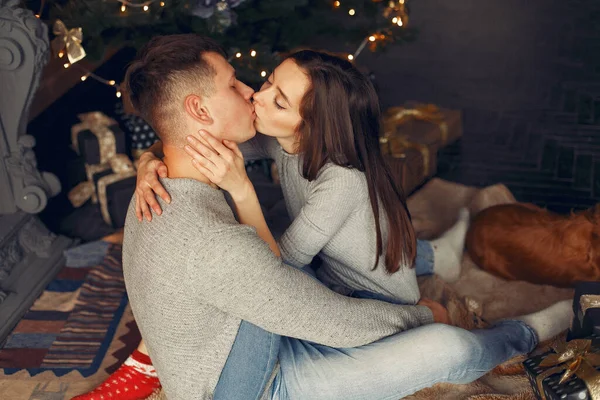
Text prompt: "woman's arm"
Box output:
[[185, 131, 280, 257], [146, 140, 164, 159], [135, 141, 170, 221]]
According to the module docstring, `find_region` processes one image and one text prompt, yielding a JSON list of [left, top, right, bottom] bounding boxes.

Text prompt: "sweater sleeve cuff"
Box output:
[[414, 305, 435, 325]]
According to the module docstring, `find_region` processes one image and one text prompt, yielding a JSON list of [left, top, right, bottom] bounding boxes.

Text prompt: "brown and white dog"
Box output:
[[466, 203, 600, 287]]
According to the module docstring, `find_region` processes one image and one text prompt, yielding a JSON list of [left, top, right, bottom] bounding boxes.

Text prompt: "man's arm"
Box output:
[[188, 225, 433, 349]]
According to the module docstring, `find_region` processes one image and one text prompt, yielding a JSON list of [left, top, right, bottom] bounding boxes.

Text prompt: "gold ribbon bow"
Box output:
[[379, 104, 448, 177], [68, 112, 136, 226], [382, 103, 448, 144], [51, 19, 86, 64], [581, 295, 600, 319], [535, 339, 600, 400], [71, 112, 118, 157], [379, 134, 431, 177]]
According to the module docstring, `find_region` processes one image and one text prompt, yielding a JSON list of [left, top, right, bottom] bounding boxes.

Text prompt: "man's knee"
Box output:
[[420, 324, 483, 373]]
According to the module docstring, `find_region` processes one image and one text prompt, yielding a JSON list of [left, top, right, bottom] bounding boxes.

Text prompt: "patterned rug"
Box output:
[[0, 242, 141, 400]]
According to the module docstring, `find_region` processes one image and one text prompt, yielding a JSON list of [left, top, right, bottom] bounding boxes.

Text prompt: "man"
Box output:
[[121, 34, 564, 400]]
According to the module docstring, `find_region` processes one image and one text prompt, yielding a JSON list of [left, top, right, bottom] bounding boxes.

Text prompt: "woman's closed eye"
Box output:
[[263, 79, 285, 110], [274, 99, 285, 110]]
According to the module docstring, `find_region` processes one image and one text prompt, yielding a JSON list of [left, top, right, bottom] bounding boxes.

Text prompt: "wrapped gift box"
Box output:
[[568, 282, 600, 341], [380, 103, 462, 195], [524, 336, 600, 400], [68, 112, 137, 228], [76, 124, 127, 166]]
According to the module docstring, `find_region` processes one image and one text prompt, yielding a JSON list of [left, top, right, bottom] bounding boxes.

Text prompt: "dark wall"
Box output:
[[359, 0, 600, 212]]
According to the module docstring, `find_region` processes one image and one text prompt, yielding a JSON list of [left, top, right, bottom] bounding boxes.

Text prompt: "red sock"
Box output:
[[72, 349, 161, 400]]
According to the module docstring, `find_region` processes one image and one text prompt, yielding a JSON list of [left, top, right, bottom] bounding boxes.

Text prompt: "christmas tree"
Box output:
[[30, 0, 413, 91]]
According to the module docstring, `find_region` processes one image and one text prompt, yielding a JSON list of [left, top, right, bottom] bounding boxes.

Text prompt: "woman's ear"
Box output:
[[184, 94, 213, 125]]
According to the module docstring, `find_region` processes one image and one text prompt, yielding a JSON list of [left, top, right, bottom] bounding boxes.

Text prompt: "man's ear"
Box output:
[[184, 94, 213, 125]]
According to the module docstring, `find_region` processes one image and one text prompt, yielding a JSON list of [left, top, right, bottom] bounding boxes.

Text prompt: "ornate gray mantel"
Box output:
[[0, 0, 74, 344]]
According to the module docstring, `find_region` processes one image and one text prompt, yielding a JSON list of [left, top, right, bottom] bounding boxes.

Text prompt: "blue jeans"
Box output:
[[214, 253, 537, 400], [271, 320, 537, 400], [213, 320, 281, 400], [415, 239, 435, 276]]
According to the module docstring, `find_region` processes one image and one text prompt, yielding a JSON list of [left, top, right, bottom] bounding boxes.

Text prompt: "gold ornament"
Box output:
[[51, 19, 86, 64]]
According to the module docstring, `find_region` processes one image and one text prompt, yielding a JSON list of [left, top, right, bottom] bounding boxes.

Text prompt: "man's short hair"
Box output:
[[123, 34, 227, 143]]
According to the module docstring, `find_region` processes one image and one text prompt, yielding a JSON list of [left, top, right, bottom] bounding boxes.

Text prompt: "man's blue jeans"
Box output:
[[271, 320, 536, 400], [213, 243, 538, 400]]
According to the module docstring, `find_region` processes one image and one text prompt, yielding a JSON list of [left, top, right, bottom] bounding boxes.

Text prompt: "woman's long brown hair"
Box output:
[[288, 50, 416, 273]]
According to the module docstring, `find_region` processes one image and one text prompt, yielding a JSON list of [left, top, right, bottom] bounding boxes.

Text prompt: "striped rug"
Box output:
[[0, 243, 133, 378]]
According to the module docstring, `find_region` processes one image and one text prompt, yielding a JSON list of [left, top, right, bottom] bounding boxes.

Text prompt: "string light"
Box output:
[[117, 0, 157, 9], [348, 0, 409, 61], [52, 0, 409, 97], [36, 0, 46, 19]]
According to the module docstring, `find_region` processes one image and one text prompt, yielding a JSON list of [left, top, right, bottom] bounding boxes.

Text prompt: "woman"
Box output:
[[75, 50, 571, 400]]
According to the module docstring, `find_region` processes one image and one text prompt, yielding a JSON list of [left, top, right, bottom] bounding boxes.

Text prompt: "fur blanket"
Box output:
[[405, 179, 573, 400], [150, 179, 573, 400]]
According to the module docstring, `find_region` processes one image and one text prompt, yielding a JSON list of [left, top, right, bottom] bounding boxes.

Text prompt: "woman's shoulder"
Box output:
[[314, 163, 366, 187]]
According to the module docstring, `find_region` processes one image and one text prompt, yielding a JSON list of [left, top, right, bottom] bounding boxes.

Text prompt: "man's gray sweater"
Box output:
[[123, 178, 433, 400]]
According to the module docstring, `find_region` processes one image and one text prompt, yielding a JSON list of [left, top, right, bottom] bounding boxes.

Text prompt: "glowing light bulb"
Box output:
[[397, 19, 403, 26], [121, 5, 126, 12], [250, 50, 256, 57], [109, 80, 116, 86], [260, 71, 267, 77], [81, 75, 88, 81], [235, 52, 242, 58], [63, 63, 70, 69], [160, 1, 165, 6], [349, 9, 355, 16], [369, 36, 376, 42], [143, 5, 149, 11], [116, 90, 122, 98], [392, 17, 398, 23], [347, 54, 354, 61], [334, 1, 340, 7], [58, 51, 65, 58]]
